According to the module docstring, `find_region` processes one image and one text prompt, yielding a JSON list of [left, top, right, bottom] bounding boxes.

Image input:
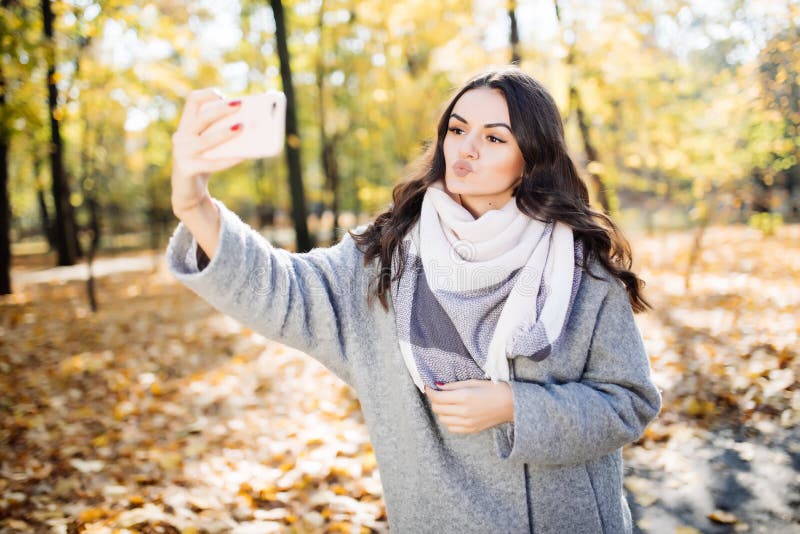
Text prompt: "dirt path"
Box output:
[[12, 253, 160, 285], [626, 424, 799, 533]]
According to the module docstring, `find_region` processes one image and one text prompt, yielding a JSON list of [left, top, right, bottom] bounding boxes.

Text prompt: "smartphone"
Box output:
[[199, 90, 286, 160]]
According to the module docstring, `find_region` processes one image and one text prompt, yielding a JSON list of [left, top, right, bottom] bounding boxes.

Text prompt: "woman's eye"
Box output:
[[487, 135, 505, 143], [448, 127, 464, 135]]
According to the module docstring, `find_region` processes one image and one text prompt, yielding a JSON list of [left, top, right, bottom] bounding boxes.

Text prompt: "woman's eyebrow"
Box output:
[[450, 113, 512, 132]]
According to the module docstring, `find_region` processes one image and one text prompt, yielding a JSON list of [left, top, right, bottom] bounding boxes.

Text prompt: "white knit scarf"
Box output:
[[391, 180, 583, 393]]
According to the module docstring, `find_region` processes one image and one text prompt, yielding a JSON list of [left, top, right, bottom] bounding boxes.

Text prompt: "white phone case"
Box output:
[[199, 90, 286, 160]]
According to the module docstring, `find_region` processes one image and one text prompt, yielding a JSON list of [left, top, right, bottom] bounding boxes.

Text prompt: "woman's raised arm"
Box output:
[[166, 200, 365, 387], [166, 88, 363, 386]]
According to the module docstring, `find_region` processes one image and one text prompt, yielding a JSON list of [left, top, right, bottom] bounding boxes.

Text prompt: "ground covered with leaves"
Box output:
[[1, 223, 798, 533]]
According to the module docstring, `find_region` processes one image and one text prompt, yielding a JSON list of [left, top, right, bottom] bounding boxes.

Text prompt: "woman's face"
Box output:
[[442, 87, 525, 218]]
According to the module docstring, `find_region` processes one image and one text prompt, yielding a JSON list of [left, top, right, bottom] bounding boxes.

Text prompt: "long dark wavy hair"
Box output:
[[350, 66, 650, 313]]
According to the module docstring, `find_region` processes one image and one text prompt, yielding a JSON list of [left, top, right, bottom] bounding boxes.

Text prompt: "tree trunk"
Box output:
[[81, 118, 100, 311], [684, 205, 712, 292], [751, 168, 772, 213], [0, 124, 10, 296], [252, 158, 276, 228], [508, 0, 521, 65], [785, 164, 799, 221], [270, 0, 312, 252], [570, 86, 611, 213], [42, 0, 80, 265], [72, 36, 98, 307], [34, 160, 55, 250], [554, 0, 611, 215], [146, 165, 162, 273], [0, 6, 11, 295], [322, 140, 340, 243], [316, 0, 341, 244], [84, 191, 100, 312]]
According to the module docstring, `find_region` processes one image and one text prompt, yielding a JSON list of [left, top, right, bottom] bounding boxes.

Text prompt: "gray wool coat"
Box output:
[[166, 198, 662, 533]]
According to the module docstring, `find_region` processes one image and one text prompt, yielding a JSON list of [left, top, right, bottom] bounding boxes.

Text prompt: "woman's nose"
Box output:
[[458, 136, 478, 159]]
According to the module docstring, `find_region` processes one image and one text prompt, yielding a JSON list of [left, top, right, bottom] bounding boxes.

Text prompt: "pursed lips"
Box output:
[[453, 160, 473, 177]]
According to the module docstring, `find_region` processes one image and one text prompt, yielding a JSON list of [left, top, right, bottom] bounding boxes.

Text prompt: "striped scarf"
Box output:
[[391, 180, 583, 393]]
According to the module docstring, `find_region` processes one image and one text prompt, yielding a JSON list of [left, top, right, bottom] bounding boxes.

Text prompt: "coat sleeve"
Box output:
[[165, 198, 366, 387], [495, 276, 662, 468]]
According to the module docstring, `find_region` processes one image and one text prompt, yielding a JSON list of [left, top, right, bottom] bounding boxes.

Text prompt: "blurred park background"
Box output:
[[1, 0, 798, 532]]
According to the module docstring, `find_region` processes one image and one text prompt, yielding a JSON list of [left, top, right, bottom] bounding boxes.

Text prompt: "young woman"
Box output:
[[167, 66, 661, 533]]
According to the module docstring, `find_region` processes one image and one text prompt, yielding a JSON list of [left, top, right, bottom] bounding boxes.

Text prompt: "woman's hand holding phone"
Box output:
[[169, 88, 285, 260], [170, 88, 247, 218], [170, 88, 286, 218]]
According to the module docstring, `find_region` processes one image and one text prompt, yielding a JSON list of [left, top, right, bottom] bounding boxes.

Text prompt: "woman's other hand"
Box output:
[[170, 88, 245, 218], [425, 380, 514, 434]]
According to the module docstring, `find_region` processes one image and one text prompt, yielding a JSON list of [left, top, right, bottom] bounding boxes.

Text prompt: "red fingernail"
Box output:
[[230, 123, 242, 131], [228, 100, 242, 107], [435, 381, 444, 386]]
